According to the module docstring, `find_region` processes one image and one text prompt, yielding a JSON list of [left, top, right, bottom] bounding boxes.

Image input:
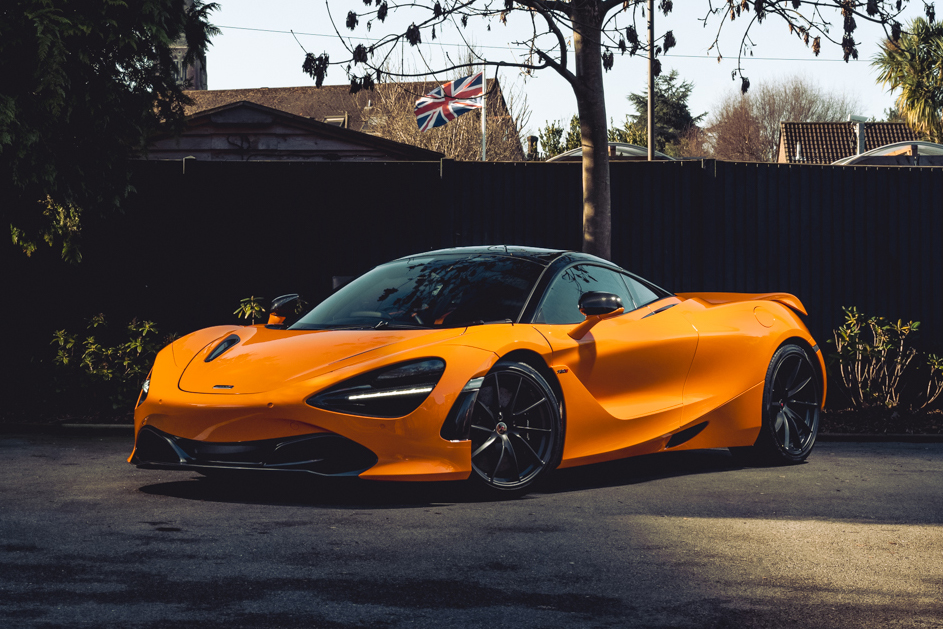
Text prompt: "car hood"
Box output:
[[178, 325, 466, 394]]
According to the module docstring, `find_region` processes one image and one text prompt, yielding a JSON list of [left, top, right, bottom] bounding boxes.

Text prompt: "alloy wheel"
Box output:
[[469, 363, 559, 490]]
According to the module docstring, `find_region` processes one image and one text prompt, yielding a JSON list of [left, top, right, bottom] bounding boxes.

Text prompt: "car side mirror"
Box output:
[[578, 292, 623, 317], [266, 293, 301, 328], [568, 292, 625, 340]]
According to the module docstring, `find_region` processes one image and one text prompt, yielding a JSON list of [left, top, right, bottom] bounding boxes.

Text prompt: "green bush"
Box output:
[[51, 315, 175, 413], [829, 306, 943, 411], [233, 295, 266, 324]]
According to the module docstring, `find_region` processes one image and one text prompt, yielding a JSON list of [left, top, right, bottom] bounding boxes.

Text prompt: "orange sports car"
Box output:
[[130, 246, 826, 493]]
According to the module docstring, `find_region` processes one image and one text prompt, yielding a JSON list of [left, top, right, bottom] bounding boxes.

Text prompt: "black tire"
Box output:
[[469, 362, 563, 493], [734, 344, 822, 465]]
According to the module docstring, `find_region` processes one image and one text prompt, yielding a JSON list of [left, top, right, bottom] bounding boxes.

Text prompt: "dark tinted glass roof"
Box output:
[[396, 246, 601, 267]]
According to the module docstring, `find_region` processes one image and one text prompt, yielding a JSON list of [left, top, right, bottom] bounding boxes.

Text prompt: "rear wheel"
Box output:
[[734, 344, 821, 465], [469, 362, 562, 493]]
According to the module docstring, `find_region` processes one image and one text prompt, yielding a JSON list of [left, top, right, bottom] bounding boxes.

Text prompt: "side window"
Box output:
[[623, 275, 665, 308], [534, 265, 636, 324]]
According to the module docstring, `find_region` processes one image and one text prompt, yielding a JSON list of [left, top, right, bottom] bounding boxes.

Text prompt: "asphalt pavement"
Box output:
[[1, 432, 941, 628]]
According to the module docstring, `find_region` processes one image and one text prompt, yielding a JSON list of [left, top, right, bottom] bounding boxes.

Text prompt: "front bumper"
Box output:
[[131, 337, 511, 481], [130, 425, 378, 476]]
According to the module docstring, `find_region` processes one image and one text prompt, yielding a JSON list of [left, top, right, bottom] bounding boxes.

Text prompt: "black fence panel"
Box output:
[[3, 159, 446, 376], [444, 158, 943, 348], [6, 155, 943, 409], [442, 160, 583, 250]]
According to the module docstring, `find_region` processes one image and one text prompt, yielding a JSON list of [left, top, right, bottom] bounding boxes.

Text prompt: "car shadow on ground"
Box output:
[[137, 448, 749, 508], [540, 447, 746, 494]]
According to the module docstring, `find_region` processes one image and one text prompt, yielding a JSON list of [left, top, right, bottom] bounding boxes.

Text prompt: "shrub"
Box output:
[[829, 306, 943, 411], [233, 296, 266, 324], [51, 315, 175, 413]]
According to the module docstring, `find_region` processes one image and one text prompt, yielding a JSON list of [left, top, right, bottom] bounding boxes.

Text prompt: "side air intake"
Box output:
[[666, 422, 708, 449]]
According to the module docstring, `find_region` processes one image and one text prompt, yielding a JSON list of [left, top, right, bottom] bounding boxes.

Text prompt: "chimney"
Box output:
[[527, 135, 538, 161], [794, 140, 804, 163], [849, 114, 868, 154]]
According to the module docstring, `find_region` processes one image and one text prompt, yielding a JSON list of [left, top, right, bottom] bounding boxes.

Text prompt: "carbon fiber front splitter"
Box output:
[[130, 426, 378, 476]]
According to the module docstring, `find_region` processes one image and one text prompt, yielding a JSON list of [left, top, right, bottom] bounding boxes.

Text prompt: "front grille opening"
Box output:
[[269, 436, 378, 474], [189, 441, 264, 464], [134, 427, 184, 463], [132, 426, 377, 476]]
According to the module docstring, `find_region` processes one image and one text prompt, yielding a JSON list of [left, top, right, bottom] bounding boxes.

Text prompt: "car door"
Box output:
[[531, 264, 699, 423]]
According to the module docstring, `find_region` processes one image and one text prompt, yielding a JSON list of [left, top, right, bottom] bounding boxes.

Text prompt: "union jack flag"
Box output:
[[414, 72, 484, 132]]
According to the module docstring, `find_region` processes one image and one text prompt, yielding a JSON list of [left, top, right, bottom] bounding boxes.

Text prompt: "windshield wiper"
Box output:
[[374, 320, 427, 329], [291, 323, 381, 331], [465, 319, 514, 327]]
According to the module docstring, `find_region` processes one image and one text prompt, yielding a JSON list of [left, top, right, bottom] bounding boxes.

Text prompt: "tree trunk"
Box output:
[[572, 1, 611, 260]]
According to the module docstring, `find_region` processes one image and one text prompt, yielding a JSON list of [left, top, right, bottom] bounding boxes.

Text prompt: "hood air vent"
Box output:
[[205, 334, 241, 362]]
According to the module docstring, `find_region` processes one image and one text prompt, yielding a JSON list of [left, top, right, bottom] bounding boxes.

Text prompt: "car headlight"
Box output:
[[137, 370, 152, 408], [307, 358, 446, 418]]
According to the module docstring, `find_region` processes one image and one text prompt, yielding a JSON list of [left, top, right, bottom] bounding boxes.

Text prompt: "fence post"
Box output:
[[439, 158, 456, 249]]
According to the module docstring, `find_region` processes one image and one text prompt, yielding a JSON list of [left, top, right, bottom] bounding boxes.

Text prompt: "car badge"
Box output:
[[213, 384, 235, 389]]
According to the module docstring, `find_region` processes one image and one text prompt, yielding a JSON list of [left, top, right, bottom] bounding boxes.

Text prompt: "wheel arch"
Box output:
[[497, 350, 562, 402]]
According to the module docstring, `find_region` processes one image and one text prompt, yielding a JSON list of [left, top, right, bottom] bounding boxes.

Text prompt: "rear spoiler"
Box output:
[[676, 292, 808, 316]]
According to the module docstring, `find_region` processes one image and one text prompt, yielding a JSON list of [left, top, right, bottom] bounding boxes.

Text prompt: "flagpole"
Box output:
[[481, 64, 487, 162]]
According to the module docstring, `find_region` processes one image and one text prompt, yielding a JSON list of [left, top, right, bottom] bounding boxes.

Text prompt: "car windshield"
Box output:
[[291, 255, 546, 330]]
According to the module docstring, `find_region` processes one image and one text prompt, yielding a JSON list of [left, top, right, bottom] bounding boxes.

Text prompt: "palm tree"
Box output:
[[872, 18, 943, 143]]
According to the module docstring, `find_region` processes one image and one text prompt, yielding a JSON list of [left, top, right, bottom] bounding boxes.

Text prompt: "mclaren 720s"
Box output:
[[130, 246, 826, 493]]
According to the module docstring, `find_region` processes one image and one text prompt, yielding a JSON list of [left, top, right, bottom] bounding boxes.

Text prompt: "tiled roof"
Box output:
[[185, 85, 375, 130], [184, 80, 513, 134], [149, 100, 445, 161], [864, 122, 919, 151], [778, 122, 917, 164]]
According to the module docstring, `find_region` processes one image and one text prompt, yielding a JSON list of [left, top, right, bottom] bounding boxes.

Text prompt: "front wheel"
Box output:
[[735, 344, 821, 465], [469, 362, 563, 493]]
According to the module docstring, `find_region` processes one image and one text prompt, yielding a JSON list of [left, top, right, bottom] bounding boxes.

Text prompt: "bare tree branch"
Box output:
[[304, 0, 916, 258]]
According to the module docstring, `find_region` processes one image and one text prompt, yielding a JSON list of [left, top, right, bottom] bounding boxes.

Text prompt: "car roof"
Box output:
[[832, 140, 943, 165], [393, 245, 612, 267], [547, 142, 674, 162]]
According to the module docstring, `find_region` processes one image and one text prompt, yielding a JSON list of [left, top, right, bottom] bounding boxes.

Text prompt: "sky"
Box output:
[[204, 1, 929, 138]]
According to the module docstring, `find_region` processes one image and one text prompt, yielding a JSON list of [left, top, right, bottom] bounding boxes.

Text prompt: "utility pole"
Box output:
[[647, 0, 655, 161]]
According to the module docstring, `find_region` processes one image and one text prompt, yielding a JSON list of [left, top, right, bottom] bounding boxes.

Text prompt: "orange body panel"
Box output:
[[177, 326, 467, 394], [131, 292, 825, 481], [677, 292, 809, 316], [134, 326, 499, 481]]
